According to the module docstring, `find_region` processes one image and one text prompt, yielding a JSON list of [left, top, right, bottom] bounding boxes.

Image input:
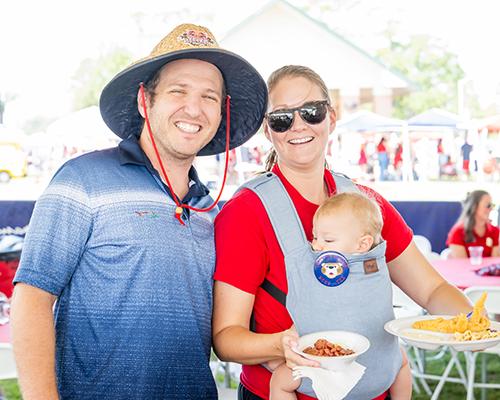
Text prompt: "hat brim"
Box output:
[[99, 48, 267, 156]]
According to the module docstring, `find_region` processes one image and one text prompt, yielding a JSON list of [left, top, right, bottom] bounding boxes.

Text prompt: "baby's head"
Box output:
[[312, 192, 383, 254]]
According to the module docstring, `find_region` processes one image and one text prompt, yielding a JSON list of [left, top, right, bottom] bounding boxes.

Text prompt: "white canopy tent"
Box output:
[[46, 106, 118, 152], [408, 108, 466, 130]]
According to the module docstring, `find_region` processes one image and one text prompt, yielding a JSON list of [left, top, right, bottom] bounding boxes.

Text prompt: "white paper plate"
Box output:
[[384, 315, 500, 351]]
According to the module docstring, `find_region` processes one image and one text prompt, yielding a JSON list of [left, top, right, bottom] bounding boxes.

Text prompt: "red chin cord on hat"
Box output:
[[139, 83, 231, 226]]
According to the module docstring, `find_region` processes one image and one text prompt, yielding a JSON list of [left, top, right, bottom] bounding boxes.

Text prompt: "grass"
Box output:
[[1, 351, 498, 399], [0, 380, 20, 400], [411, 349, 499, 400]]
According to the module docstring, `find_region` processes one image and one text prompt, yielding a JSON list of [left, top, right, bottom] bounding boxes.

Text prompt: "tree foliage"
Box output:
[[23, 115, 55, 135], [72, 49, 132, 110], [377, 34, 465, 118]]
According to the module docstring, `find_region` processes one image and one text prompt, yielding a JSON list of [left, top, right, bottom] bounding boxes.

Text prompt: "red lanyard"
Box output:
[[139, 83, 231, 225]]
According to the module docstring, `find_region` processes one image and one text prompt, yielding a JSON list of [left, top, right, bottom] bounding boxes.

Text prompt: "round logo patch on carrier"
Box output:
[[313, 251, 349, 287]]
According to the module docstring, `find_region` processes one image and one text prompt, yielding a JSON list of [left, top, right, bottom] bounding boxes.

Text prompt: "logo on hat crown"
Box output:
[[178, 29, 216, 47], [149, 24, 219, 59]]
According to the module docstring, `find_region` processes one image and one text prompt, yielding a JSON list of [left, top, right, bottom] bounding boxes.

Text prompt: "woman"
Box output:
[[358, 142, 368, 177], [212, 65, 472, 400], [376, 137, 389, 181], [447, 190, 499, 258]]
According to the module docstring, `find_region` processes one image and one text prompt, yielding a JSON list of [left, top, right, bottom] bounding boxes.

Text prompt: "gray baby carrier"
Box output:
[[241, 172, 402, 399]]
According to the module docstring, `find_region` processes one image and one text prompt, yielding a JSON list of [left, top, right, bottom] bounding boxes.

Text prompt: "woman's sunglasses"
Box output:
[[265, 100, 330, 133]]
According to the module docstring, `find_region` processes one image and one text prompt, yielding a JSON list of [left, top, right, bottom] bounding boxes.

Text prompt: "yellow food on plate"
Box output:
[[411, 292, 490, 334], [454, 329, 500, 342]]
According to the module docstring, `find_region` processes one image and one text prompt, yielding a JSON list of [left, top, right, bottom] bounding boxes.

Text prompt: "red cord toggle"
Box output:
[[175, 207, 185, 226]]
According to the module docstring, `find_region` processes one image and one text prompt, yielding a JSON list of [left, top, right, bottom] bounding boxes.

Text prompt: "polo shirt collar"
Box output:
[[118, 135, 209, 202]]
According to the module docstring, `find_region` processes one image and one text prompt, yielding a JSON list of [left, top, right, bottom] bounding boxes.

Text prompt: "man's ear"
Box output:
[[137, 89, 147, 118], [358, 234, 374, 253]]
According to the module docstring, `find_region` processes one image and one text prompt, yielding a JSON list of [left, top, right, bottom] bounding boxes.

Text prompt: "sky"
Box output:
[[1, 0, 499, 131]]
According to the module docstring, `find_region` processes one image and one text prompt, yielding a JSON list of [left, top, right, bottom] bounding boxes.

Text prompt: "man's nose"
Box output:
[[182, 95, 203, 118]]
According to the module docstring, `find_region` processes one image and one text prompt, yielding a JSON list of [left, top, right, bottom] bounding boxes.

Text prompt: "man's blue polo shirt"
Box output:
[[14, 136, 218, 399]]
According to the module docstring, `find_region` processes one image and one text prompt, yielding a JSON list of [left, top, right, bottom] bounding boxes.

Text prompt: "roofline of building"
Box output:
[[222, 0, 418, 90]]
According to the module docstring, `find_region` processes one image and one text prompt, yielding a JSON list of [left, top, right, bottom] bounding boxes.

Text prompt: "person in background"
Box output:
[[212, 65, 472, 400], [447, 190, 499, 258], [437, 138, 447, 178], [10, 23, 267, 400], [460, 139, 473, 177], [358, 142, 368, 178], [442, 155, 458, 178], [376, 137, 389, 181], [393, 142, 403, 179]]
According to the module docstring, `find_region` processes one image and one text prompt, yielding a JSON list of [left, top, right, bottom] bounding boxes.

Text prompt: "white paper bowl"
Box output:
[[297, 331, 370, 371]]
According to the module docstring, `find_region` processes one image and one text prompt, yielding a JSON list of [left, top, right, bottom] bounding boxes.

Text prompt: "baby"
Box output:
[[270, 192, 411, 400]]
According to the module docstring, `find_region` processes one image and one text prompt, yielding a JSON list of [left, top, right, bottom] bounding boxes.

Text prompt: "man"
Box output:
[[460, 139, 473, 176], [10, 23, 267, 399]]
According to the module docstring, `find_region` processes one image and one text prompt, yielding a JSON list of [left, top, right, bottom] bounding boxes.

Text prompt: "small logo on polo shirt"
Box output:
[[134, 211, 160, 219], [486, 237, 493, 247]]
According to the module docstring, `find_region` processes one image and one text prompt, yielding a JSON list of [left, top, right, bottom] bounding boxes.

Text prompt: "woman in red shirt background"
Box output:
[[447, 190, 500, 258]]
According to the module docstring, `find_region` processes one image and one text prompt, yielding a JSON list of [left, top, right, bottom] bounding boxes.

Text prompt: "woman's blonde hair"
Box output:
[[314, 192, 383, 244], [264, 65, 333, 171]]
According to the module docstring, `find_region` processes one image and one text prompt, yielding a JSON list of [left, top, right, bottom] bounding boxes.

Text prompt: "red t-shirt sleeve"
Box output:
[[214, 189, 268, 294], [357, 184, 413, 262], [446, 223, 465, 247]]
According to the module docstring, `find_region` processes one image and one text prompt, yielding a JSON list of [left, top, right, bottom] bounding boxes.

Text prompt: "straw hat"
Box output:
[[99, 23, 267, 156]]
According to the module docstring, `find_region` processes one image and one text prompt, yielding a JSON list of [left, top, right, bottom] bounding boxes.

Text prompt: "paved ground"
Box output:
[[218, 387, 238, 400]]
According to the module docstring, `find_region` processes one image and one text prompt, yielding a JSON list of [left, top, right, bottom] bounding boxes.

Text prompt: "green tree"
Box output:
[[377, 34, 465, 118], [72, 48, 132, 110]]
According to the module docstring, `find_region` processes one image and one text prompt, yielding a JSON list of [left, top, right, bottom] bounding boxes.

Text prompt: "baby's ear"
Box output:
[[358, 235, 374, 253]]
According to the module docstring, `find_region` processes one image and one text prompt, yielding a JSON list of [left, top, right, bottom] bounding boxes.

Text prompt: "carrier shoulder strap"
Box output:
[[329, 171, 361, 194]]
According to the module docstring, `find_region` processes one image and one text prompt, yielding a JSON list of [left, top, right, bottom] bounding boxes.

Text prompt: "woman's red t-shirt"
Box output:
[[446, 222, 499, 257]]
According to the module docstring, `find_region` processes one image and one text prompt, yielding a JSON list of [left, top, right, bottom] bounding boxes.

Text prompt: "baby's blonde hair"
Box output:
[[314, 192, 383, 244]]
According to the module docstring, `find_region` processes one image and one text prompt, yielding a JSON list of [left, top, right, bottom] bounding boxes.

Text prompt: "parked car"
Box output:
[[0, 143, 28, 183]]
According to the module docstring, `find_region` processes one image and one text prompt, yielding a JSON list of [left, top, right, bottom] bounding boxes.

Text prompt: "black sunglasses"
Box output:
[[265, 100, 330, 133]]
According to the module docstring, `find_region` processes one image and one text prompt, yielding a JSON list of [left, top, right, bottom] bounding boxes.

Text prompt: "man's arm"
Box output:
[[10, 283, 59, 400]]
